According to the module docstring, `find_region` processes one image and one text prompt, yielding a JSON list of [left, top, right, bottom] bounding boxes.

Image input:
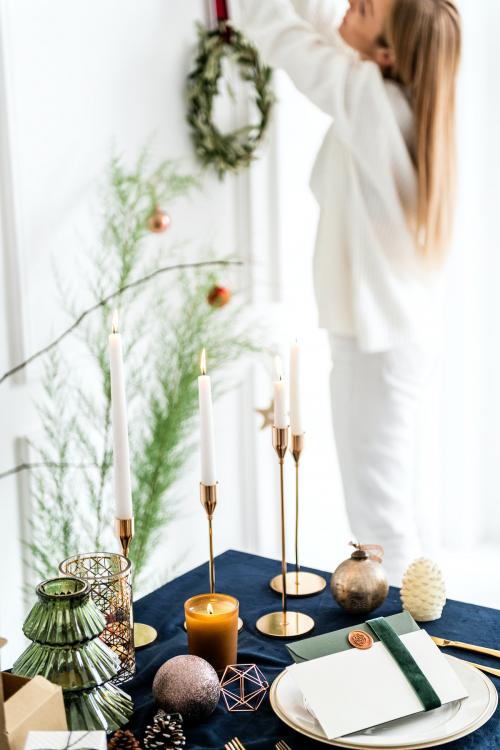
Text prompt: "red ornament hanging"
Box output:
[[147, 206, 171, 234], [207, 285, 231, 308]]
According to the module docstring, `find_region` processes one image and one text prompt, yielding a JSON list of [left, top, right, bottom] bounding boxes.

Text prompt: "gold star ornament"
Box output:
[[255, 400, 274, 430]]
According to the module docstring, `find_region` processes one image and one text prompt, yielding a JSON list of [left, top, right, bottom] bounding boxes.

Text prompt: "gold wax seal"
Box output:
[[348, 630, 374, 650]]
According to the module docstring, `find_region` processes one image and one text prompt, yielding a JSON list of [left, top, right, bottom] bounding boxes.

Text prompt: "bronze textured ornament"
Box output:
[[331, 543, 389, 615], [147, 206, 171, 233]]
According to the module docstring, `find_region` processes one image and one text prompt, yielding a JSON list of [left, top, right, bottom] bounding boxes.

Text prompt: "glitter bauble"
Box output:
[[207, 285, 231, 308], [401, 558, 446, 622], [152, 655, 220, 724], [331, 547, 389, 615], [147, 207, 171, 233]]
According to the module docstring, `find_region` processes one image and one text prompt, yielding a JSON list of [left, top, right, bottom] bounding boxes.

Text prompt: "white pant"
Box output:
[[329, 336, 435, 585]]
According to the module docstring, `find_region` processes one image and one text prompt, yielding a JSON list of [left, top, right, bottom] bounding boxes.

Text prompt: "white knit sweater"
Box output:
[[232, 0, 441, 352]]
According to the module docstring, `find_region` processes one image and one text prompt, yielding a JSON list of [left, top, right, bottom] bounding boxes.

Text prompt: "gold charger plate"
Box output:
[[270, 656, 498, 749]]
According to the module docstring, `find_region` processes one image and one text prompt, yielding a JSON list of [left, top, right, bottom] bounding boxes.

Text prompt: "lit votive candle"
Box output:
[[184, 593, 239, 673]]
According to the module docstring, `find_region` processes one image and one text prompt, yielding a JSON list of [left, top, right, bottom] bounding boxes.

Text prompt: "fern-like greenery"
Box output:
[[26, 150, 253, 591]]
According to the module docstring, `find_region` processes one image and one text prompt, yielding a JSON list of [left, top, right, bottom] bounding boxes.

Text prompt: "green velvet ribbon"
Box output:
[[367, 617, 442, 712]]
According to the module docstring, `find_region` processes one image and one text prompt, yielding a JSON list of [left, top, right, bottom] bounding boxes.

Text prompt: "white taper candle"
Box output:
[[108, 311, 133, 520], [198, 348, 217, 486]]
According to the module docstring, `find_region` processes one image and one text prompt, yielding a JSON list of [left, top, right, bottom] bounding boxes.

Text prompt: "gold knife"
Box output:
[[431, 636, 500, 660]]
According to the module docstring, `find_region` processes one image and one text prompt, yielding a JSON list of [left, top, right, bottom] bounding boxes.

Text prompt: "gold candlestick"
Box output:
[[115, 517, 158, 648], [115, 517, 134, 559], [270, 433, 327, 597], [195, 483, 244, 632], [200, 482, 218, 595], [256, 427, 315, 638]]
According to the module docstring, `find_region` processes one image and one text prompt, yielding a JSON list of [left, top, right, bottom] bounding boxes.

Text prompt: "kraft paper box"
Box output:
[[25, 732, 106, 750], [0, 673, 67, 750]]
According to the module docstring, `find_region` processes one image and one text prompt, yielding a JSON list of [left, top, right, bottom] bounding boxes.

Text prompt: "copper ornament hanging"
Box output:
[[331, 543, 389, 615], [147, 206, 171, 233]]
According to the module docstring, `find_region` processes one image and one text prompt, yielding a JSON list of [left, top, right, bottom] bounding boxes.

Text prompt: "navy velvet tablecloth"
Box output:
[[125, 550, 500, 749]]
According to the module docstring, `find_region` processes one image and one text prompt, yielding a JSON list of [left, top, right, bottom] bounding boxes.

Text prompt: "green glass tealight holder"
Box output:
[[13, 577, 133, 732], [13, 636, 119, 691], [23, 576, 107, 646]]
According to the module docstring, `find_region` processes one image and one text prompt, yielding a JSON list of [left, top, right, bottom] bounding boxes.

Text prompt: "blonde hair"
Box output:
[[387, 0, 461, 261]]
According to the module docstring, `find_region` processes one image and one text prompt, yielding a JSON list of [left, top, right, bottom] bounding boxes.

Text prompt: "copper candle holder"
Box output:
[[256, 426, 315, 638], [270, 433, 326, 597], [115, 517, 134, 559], [115, 517, 158, 648]]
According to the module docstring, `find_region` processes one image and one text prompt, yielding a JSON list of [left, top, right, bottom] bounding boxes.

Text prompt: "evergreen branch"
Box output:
[[0, 259, 243, 385], [24, 150, 253, 591]]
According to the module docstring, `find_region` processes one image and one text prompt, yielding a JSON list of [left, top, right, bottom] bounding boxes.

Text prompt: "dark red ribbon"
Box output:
[[215, 0, 229, 22]]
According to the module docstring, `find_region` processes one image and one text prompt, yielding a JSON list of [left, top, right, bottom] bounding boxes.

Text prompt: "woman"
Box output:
[[233, 0, 462, 582]]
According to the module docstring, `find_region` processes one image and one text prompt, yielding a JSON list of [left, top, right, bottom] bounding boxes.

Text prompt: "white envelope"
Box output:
[[289, 629, 469, 740]]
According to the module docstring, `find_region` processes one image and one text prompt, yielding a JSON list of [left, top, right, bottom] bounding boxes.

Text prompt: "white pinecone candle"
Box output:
[[400, 558, 446, 622]]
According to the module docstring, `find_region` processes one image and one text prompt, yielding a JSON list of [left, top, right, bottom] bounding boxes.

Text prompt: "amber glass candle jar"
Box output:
[[184, 593, 239, 673]]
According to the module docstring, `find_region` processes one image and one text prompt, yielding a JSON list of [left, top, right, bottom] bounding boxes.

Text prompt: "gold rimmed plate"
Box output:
[[269, 656, 497, 749]]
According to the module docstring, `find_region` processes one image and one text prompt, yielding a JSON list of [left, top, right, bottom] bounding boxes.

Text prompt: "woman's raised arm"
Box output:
[[231, 0, 361, 122], [289, 0, 341, 44]]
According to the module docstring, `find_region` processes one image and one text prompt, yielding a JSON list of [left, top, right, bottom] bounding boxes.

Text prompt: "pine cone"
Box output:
[[144, 713, 186, 750], [108, 730, 141, 750]]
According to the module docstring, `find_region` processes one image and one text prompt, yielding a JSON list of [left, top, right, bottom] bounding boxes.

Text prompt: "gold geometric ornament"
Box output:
[[220, 664, 269, 712]]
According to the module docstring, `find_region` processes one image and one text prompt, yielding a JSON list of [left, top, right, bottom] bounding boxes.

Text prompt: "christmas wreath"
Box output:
[[187, 22, 274, 178]]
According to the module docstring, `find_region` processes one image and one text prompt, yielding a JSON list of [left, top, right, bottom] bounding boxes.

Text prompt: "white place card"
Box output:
[[289, 629, 469, 740]]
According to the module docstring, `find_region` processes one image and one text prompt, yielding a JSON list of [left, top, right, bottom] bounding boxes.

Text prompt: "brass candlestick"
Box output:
[[115, 517, 158, 648], [256, 426, 315, 638], [270, 433, 327, 597], [200, 482, 218, 595], [195, 483, 244, 632], [115, 517, 134, 559]]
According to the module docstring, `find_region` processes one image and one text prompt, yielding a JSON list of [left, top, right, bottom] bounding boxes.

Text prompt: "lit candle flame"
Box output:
[[200, 348, 207, 376], [274, 355, 283, 381], [111, 310, 119, 334], [207, 602, 214, 615]]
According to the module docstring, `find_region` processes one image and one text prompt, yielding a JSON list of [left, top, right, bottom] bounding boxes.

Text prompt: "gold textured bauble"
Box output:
[[331, 546, 389, 615]]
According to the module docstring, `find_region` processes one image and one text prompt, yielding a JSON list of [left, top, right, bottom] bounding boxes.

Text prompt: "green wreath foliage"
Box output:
[[187, 24, 274, 178]]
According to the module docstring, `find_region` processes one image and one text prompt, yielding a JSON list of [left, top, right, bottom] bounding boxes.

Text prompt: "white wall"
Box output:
[[0, 0, 260, 667]]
